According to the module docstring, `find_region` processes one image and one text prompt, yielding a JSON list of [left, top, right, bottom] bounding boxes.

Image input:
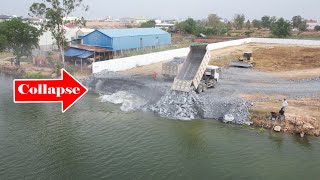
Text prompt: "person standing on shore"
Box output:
[[279, 98, 288, 115]]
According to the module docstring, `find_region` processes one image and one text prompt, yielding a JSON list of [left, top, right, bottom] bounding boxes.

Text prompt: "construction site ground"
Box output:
[[123, 43, 320, 136]]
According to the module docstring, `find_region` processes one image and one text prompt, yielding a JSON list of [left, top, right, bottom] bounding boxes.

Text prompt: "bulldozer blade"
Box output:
[[229, 61, 253, 68]]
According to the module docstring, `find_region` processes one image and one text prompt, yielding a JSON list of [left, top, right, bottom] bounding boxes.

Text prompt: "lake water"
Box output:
[[0, 74, 319, 179]]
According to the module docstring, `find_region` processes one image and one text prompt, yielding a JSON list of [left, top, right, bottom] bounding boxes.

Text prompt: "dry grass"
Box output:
[[126, 43, 320, 78], [254, 46, 320, 72], [242, 93, 320, 121], [209, 44, 320, 79]]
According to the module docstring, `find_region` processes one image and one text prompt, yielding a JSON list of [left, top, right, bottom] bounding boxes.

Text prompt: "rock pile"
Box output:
[[148, 90, 205, 120], [222, 100, 253, 125]]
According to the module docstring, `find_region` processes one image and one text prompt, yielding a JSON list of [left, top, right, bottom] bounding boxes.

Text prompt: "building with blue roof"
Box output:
[[82, 28, 171, 54]]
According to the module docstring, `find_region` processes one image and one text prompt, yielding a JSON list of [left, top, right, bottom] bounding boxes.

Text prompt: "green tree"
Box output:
[[261, 15, 271, 28], [298, 20, 307, 31], [252, 19, 262, 29], [245, 20, 251, 29], [207, 14, 222, 27], [140, 20, 156, 28], [0, 18, 40, 66], [315, 25, 320, 31], [205, 14, 229, 35], [233, 14, 245, 30], [271, 18, 291, 38], [29, 0, 88, 65], [292, 15, 307, 31], [292, 15, 302, 29], [270, 16, 277, 28], [176, 18, 197, 34]]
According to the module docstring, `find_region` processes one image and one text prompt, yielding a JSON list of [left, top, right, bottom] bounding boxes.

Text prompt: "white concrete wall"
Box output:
[[92, 38, 320, 73], [93, 48, 189, 73], [250, 38, 320, 46]]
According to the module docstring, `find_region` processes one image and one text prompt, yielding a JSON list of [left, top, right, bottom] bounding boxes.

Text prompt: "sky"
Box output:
[[0, 0, 319, 20]]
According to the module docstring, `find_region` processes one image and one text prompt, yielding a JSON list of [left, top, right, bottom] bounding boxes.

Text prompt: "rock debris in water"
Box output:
[[149, 90, 205, 120]]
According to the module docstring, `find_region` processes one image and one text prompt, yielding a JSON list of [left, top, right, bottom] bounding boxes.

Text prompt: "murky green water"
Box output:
[[1, 74, 320, 180]]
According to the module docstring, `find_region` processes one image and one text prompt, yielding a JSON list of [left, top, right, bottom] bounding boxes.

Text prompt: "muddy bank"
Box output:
[[253, 115, 320, 137]]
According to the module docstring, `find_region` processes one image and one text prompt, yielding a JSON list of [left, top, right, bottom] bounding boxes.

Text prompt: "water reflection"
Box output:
[[292, 135, 313, 149], [268, 132, 284, 149], [172, 120, 208, 158]]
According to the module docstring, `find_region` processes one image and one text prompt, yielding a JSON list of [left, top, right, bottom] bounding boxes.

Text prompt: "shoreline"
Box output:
[[1, 62, 318, 137], [0, 65, 25, 78], [251, 111, 320, 137]]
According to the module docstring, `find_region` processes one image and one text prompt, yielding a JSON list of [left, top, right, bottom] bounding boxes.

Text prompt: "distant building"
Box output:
[[134, 18, 150, 24], [0, 15, 12, 22], [155, 23, 175, 30], [24, 17, 45, 24], [82, 28, 171, 57], [76, 28, 95, 39], [307, 19, 318, 31], [155, 19, 162, 24], [63, 17, 79, 22]]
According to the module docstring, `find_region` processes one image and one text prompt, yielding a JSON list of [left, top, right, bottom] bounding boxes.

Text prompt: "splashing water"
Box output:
[[100, 91, 147, 112]]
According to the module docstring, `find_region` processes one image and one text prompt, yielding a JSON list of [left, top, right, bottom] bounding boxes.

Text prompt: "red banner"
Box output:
[[14, 69, 88, 113]]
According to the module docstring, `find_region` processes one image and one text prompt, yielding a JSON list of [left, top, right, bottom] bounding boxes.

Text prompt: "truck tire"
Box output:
[[202, 83, 207, 92], [196, 84, 203, 94], [212, 79, 218, 88]]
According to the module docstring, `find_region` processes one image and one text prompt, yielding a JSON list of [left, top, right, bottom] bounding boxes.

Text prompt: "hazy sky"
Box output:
[[0, 0, 319, 20]]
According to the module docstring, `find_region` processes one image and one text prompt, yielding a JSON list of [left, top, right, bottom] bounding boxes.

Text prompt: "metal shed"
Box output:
[[82, 28, 171, 51]]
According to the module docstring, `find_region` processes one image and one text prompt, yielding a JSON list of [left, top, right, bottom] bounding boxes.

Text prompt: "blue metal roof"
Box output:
[[96, 28, 169, 38], [64, 48, 84, 57], [77, 51, 93, 58], [64, 48, 93, 58]]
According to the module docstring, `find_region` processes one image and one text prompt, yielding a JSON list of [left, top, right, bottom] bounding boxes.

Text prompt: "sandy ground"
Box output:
[[241, 93, 320, 120], [126, 43, 320, 79]]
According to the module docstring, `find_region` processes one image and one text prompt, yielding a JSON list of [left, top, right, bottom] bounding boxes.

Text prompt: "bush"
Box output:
[[271, 18, 291, 38], [23, 72, 49, 79], [259, 128, 265, 133], [65, 64, 78, 75]]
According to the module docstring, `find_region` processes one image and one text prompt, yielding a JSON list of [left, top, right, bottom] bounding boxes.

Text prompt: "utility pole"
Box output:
[[61, 0, 65, 68]]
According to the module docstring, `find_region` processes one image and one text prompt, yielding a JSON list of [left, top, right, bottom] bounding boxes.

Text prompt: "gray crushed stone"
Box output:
[[147, 90, 205, 120]]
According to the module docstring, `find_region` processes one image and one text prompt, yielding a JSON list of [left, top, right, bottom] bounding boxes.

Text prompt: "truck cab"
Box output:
[[196, 66, 221, 94], [205, 65, 220, 82]]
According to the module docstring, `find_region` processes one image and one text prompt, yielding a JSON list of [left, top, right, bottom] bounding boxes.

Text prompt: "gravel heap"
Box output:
[[222, 99, 253, 124], [148, 90, 205, 120], [200, 92, 253, 125]]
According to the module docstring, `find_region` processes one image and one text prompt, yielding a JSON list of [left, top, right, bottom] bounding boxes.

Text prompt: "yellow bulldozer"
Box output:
[[229, 52, 255, 68]]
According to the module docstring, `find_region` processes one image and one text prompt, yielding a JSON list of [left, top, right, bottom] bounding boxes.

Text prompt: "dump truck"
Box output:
[[171, 44, 219, 93], [162, 57, 185, 78], [229, 52, 255, 68]]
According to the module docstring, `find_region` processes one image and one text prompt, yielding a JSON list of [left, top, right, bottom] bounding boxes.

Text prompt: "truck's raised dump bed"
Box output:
[[171, 44, 211, 92]]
